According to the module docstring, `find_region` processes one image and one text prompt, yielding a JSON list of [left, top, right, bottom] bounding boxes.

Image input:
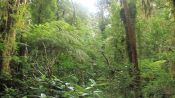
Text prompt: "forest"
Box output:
[[0, 0, 175, 98]]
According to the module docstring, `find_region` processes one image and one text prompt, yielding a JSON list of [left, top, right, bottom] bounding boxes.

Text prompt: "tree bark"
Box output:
[[122, 0, 142, 97], [0, 0, 26, 75], [0, 0, 16, 75]]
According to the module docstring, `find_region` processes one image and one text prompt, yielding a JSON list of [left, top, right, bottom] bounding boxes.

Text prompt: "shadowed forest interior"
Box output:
[[1, 0, 175, 98]]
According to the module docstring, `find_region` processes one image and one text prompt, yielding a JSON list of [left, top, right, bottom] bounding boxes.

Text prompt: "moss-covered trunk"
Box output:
[[0, 0, 21, 75]]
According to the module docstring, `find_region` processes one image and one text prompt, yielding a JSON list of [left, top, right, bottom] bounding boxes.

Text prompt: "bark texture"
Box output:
[[121, 0, 142, 97], [0, 0, 26, 75]]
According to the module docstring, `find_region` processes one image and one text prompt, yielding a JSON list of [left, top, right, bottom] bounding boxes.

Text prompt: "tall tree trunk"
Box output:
[[122, 0, 142, 97], [0, 0, 26, 75], [0, 0, 17, 75], [71, 0, 76, 25]]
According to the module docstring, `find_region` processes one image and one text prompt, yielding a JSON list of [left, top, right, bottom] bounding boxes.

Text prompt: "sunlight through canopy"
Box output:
[[74, 0, 98, 13]]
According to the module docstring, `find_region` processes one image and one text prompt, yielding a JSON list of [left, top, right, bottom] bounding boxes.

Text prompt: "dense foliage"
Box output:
[[1, 0, 175, 98]]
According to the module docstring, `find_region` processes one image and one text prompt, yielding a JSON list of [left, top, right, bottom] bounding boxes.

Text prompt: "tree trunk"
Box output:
[[71, 0, 76, 25], [122, 0, 142, 97], [0, 0, 16, 75], [0, 0, 26, 75]]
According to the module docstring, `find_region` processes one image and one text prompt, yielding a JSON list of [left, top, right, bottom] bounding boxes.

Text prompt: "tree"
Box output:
[[30, 0, 57, 24], [0, 0, 27, 75], [120, 0, 142, 97]]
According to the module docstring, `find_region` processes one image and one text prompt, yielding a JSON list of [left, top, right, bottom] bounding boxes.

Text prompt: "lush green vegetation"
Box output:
[[1, 0, 175, 98]]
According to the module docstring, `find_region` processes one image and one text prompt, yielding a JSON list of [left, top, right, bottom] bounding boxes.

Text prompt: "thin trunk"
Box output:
[[122, 0, 142, 97], [71, 0, 76, 25], [15, 37, 28, 78], [101, 51, 110, 66]]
